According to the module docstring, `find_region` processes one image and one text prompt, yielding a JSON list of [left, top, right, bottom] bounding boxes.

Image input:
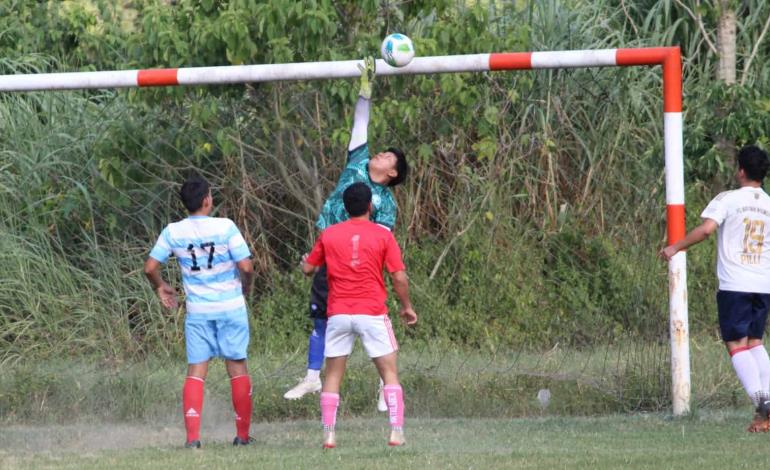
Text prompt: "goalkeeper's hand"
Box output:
[[357, 56, 376, 100]]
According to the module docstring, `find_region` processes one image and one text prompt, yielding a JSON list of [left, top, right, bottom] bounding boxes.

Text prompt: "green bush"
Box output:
[[0, 0, 767, 365]]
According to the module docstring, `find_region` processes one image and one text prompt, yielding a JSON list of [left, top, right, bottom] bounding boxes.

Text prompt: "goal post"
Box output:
[[0, 46, 690, 415]]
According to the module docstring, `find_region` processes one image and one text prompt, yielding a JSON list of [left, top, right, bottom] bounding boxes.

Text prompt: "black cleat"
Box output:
[[184, 440, 201, 449], [757, 399, 770, 422], [232, 436, 256, 446], [758, 399, 770, 418], [748, 399, 770, 433]]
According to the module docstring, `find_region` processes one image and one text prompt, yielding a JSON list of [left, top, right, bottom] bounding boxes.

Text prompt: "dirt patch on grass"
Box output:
[[0, 397, 243, 453]]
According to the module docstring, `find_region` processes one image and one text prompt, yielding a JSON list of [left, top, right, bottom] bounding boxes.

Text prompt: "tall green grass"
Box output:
[[0, 0, 768, 415], [0, 338, 750, 424]]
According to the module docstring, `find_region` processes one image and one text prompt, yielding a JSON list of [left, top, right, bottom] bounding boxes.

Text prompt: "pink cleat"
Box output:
[[323, 429, 336, 449]]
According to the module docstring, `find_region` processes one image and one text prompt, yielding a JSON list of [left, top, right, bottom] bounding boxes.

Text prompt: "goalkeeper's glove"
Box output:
[[357, 56, 376, 100]]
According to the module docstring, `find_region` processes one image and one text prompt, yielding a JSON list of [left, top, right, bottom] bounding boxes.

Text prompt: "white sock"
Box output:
[[306, 369, 321, 381], [732, 349, 763, 406], [750, 344, 770, 392]]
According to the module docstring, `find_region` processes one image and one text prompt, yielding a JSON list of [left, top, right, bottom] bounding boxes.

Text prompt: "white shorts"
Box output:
[[324, 314, 398, 358]]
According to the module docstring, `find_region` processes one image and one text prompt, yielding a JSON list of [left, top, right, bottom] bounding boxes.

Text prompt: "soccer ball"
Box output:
[[380, 33, 415, 68]]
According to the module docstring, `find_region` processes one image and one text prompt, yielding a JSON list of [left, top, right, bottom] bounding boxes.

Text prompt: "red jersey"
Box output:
[[306, 218, 406, 316]]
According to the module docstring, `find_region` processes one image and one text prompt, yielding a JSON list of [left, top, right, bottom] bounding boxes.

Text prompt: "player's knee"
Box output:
[[187, 361, 209, 378], [225, 358, 248, 377]]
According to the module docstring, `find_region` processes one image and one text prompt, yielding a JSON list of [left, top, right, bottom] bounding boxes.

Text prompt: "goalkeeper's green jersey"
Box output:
[[315, 143, 397, 231]]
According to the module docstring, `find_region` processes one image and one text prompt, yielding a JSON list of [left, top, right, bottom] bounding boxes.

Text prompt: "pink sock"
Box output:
[[320, 392, 339, 429], [384, 384, 404, 428]]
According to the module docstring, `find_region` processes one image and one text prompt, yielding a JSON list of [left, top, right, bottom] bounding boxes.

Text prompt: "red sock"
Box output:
[[183, 376, 205, 442], [231, 375, 252, 440]]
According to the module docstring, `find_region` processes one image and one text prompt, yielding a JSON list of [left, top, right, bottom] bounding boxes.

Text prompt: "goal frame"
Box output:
[[0, 46, 690, 415]]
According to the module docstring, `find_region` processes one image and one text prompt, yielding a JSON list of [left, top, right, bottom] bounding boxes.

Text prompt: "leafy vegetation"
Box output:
[[0, 1, 768, 412]]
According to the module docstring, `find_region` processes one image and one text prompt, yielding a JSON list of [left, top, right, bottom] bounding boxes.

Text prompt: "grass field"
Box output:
[[2, 340, 743, 423], [0, 342, 762, 468], [2, 412, 770, 469]]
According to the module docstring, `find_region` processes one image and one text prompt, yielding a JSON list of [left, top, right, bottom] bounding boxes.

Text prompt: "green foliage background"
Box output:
[[0, 0, 769, 368]]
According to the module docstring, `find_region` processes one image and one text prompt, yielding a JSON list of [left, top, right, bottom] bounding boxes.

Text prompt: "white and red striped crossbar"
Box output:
[[0, 45, 690, 415], [0, 47, 679, 107]]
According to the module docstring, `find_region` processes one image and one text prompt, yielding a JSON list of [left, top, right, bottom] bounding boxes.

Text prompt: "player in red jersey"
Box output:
[[301, 182, 417, 448]]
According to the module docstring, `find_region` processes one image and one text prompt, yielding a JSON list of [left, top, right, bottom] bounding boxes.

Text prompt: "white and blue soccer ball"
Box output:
[[380, 33, 415, 68]]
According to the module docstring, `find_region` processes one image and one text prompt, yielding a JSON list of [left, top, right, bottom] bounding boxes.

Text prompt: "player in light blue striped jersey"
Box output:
[[144, 174, 255, 448]]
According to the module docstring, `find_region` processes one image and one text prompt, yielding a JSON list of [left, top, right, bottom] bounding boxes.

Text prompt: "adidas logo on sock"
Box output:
[[185, 408, 199, 418]]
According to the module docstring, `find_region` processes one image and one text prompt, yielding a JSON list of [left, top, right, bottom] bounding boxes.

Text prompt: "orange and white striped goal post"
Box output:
[[0, 46, 690, 415]]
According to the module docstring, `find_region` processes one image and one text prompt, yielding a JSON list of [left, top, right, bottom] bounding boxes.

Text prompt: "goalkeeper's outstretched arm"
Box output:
[[348, 56, 375, 152], [348, 96, 370, 152]]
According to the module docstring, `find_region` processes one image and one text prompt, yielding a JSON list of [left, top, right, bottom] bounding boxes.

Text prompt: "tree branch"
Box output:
[[620, 0, 639, 37], [740, 10, 770, 86], [674, 0, 718, 54], [428, 191, 491, 281]]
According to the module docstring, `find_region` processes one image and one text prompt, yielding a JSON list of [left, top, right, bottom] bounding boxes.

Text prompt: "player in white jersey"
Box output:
[[660, 145, 770, 432], [144, 174, 256, 448]]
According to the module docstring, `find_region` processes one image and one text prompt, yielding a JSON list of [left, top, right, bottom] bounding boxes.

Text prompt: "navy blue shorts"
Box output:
[[716, 290, 770, 342], [309, 266, 328, 319]]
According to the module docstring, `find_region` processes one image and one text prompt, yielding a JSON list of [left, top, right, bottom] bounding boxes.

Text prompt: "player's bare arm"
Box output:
[[659, 218, 719, 261], [143, 257, 178, 309], [237, 258, 255, 298], [389, 270, 417, 325]]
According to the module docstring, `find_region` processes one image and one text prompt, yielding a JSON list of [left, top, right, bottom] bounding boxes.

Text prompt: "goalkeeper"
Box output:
[[283, 57, 409, 411]]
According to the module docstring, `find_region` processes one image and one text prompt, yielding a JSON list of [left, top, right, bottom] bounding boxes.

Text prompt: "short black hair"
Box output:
[[343, 182, 372, 217], [179, 174, 210, 213], [386, 147, 408, 187], [738, 145, 770, 183]]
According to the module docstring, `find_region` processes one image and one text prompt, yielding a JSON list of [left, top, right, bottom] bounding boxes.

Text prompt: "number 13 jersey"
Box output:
[[701, 187, 770, 293]]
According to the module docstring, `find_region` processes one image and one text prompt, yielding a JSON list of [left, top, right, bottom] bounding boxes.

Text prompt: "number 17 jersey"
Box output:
[[149, 216, 252, 320], [701, 186, 770, 294]]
